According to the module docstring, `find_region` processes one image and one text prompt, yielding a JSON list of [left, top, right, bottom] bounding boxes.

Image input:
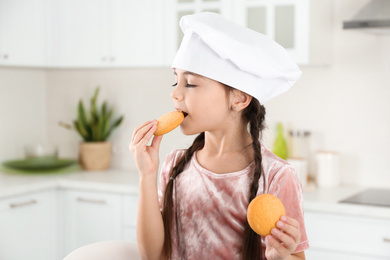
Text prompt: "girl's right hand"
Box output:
[[129, 120, 163, 177]]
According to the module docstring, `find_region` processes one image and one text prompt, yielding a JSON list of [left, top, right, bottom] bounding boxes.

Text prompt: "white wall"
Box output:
[[0, 68, 47, 160], [1, 0, 389, 188], [45, 68, 195, 171], [265, 0, 390, 188], [44, 0, 390, 188]]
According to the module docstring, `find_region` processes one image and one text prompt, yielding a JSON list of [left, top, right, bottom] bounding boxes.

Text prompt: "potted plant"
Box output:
[[72, 87, 123, 170]]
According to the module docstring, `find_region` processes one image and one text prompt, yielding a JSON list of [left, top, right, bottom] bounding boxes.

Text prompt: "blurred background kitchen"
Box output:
[[1, 0, 390, 259]]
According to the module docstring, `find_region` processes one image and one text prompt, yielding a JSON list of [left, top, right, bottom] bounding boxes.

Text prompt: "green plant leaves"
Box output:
[[75, 100, 90, 141], [90, 87, 99, 124], [74, 87, 124, 142]]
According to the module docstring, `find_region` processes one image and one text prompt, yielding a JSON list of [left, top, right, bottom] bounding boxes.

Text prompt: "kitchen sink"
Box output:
[[340, 188, 390, 207]]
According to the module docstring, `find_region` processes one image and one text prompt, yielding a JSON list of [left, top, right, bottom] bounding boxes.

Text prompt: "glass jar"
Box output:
[[287, 130, 311, 186], [288, 130, 311, 160]]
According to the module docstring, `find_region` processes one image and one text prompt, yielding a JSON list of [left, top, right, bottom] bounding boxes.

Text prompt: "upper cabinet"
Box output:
[[111, 0, 164, 67], [163, 0, 232, 66], [0, 0, 332, 68], [165, 0, 333, 66], [0, 0, 48, 67], [49, 0, 164, 68], [49, 0, 111, 67], [234, 0, 311, 64]]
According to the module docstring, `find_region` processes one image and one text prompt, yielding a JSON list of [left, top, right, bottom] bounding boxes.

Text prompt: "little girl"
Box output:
[[130, 12, 309, 260]]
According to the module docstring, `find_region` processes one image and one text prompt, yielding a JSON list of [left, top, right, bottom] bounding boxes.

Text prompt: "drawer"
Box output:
[[305, 212, 390, 257], [122, 195, 138, 227], [0, 190, 55, 212]]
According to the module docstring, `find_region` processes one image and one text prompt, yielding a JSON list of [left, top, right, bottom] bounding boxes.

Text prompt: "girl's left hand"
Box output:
[[265, 215, 301, 260]]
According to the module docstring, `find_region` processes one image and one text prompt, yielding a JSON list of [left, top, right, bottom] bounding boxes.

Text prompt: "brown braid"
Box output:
[[161, 96, 266, 260], [161, 132, 205, 258], [242, 98, 266, 260]]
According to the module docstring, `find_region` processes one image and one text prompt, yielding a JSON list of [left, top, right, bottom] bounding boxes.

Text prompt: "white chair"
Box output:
[[63, 241, 141, 260]]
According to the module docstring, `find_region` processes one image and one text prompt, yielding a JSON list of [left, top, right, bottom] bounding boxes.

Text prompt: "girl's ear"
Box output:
[[231, 89, 252, 112]]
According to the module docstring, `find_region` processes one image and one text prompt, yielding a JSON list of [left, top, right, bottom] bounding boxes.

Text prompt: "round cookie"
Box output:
[[247, 194, 286, 236]]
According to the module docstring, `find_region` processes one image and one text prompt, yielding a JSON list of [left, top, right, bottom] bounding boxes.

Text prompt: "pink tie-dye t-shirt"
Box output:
[[158, 145, 309, 259]]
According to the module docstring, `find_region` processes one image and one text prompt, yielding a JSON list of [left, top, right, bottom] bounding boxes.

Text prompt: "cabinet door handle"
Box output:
[[77, 197, 107, 204], [10, 199, 37, 209], [384, 238, 390, 243]]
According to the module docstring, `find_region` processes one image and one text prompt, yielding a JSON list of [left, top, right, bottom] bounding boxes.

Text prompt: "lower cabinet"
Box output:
[[59, 190, 139, 258], [305, 248, 388, 260], [305, 211, 390, 259], [4, 189, 390, 259], [0, 189, 139, 260], [60, 190, 122, 256], [0, 190, 57, 260], [122, 195, 138, 242]]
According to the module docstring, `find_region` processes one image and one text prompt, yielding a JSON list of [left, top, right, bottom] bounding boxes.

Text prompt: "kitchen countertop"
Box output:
[[0, 166, 140, 199], [303, 185, 390, 220], [0, 167, 389, 220]]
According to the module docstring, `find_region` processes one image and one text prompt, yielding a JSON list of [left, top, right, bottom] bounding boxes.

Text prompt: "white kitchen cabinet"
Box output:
[[110, 0, 164, 67], [49, 0, 112, 67], [0, 0, 164, 68], [305, 248, 388, 260], [165, 0, 332, 66], [0, 188, 139, 259], [233, 0, 311, 64], [61, 190, 122, 256], [0, 190, 57, 260], [305, 211, 390, 259], [0, 0, 48, 67], [234, 0, 333, 65], [163, 0, 232, 66], [122, 194, 138, 242], [50, 0, 164, 68]]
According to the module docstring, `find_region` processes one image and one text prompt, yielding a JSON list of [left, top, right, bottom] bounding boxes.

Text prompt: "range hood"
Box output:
[[343, 0, 390, 33]]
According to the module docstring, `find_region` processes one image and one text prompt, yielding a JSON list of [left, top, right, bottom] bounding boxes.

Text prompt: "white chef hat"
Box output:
[[172, 12, 302, 104]]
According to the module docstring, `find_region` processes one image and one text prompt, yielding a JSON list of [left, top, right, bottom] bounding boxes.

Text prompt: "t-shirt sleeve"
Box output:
[[269, 165, 310, 253]]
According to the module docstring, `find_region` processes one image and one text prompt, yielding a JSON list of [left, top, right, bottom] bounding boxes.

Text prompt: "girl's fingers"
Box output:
[[281, 216, 300, 229], [151, 135, 163, 151], [270, 227, 297, 252], [131, 120, 155, 142], [266, 235, 290, 256], [266, 215, 301, 255], [276, 216, 301, 243], [132, 120, 157, 145], [135, 122, 157, 148]]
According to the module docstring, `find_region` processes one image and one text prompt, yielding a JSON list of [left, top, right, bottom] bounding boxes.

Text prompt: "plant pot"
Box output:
[[79, 142, 111, 170]]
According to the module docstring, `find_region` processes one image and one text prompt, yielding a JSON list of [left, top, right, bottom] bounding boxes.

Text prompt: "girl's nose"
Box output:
[[171, 84, 183, 101]]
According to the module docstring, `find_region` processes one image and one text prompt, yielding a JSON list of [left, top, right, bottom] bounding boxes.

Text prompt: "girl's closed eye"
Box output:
[[171, 82, 197, 88]]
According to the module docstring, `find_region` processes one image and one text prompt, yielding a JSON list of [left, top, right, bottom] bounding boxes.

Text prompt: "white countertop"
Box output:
[[1, 167, 389, 220], [303, 184, 390, 220], [0, 167, 140, 199]]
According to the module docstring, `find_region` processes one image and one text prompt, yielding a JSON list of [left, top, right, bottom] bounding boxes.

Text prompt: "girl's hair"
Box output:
[[161, 92, 266, 260]]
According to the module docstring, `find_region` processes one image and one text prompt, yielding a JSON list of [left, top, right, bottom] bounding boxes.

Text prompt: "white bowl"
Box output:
[[24, 145, 58, 159]]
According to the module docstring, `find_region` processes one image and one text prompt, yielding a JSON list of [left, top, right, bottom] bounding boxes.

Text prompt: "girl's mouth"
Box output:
[[175, 107, 188, 118]]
